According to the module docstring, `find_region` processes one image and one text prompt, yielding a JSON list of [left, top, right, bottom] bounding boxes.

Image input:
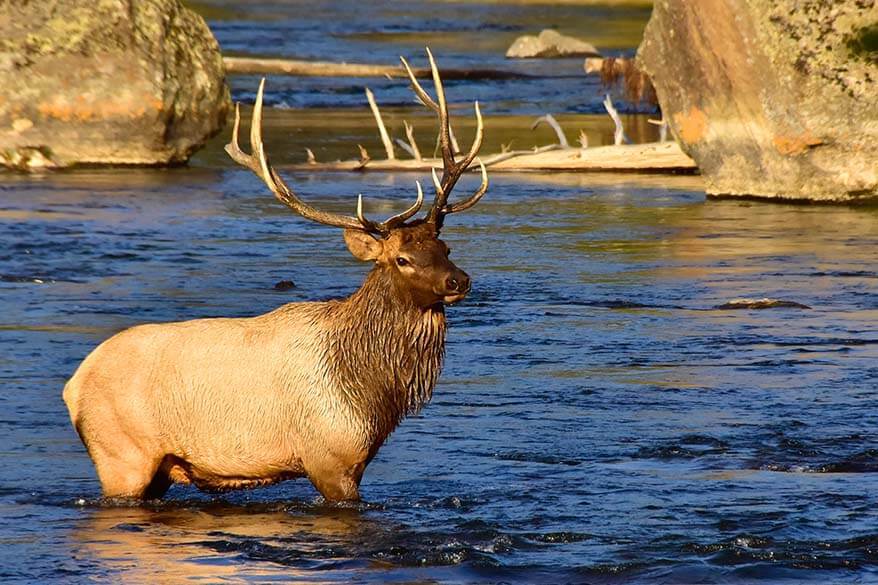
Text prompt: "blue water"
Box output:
[[214, 0, 656, 114], [2, 168, 877, 583], [2, 1, 878, 583]]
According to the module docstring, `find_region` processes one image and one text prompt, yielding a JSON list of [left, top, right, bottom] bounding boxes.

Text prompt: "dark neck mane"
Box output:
[[322, 265, 447, 439]]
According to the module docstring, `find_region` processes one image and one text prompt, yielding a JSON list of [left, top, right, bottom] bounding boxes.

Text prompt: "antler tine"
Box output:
[[400, 49, 489, 229], [226, 78, 378, 233], [386, 181, 424, 228], [400, 56, 439, 111], [424, 48, 457, 188], [459, 101, 484, 171], [357, 182, 424, 234], [444, 159, 489, 214], [225, 103, 262, 175]]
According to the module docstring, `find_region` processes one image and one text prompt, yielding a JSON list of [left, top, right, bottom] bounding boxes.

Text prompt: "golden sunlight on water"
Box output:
[[71, 505, 372, 583]]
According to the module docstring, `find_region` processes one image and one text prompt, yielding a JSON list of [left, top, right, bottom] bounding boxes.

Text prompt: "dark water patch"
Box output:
[[635, 435, 730, 460], [810, 270, 878, 279], [715, 298, 812, 310], [1, 274, 64, 284], [762, 450, 878, 474], [494, 451, 582, 466], [527, 531, 593, 544], [684, 533, 878, 570], [193, 520, 532, 569], [566, 298, 678, 310]]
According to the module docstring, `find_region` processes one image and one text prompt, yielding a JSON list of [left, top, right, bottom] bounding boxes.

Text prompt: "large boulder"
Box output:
[[0, 0, 230, 169], [637, 1, 878, 202], [507, 29, 601, 59]]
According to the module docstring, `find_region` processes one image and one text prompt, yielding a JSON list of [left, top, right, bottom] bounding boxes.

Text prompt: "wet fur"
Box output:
[[63, 224, 451, 501]]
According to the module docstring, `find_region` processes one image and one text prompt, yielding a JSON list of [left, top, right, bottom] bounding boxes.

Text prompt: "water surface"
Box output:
[[1, 166, 877, 583], [1, 1, 877, 583]]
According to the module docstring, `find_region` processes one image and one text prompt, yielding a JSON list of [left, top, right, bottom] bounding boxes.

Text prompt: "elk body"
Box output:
[[62, 51, 488, 501]]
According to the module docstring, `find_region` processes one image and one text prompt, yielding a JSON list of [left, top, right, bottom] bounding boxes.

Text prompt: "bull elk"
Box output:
[[62, 50, 488, 502]]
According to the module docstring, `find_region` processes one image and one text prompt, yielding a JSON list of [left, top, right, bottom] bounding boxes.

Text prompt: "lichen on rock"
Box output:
[[637, 0, 878, 202], [0, 0, 230, 168]]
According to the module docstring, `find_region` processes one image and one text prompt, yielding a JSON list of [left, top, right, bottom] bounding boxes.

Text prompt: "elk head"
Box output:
[[225, 49, 488, 309]]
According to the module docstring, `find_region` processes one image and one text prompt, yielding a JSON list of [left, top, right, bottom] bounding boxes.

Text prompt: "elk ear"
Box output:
[[343, 229, 383, 261]]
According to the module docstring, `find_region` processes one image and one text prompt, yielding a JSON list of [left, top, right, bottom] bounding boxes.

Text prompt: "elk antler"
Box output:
[[225, 78, 423, 236], [400, 48, 488, 230]]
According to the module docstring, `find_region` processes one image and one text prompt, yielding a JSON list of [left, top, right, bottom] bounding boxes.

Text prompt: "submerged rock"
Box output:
[[506, 30, 601, 59], [0, 0, 230, 168], [637, 1, 878, 202], [715, 298, 811, 310]]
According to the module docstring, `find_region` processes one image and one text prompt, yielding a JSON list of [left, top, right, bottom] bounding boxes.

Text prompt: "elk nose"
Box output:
[[446, 273, 471, 293]]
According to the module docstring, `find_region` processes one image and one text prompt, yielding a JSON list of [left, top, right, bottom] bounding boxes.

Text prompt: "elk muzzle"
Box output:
[[440, 267, 471, 304]]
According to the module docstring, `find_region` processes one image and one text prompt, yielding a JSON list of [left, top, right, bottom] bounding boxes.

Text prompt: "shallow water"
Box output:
[[3, 1, 878, 583], [1, 166, 877, 583]]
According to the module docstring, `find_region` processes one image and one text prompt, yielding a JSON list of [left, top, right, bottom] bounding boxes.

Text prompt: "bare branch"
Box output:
[[648, 117, 668, 142], [404, 120, 422, 160], [578, 130, 589, 150], [355, 144, 371, 170], [480, 144, 560, 166], [448, 125, 461, 155], [365, 87, 395, 161], [395, 138, 418, 159], [531, 114, 569, 148], [602, 94, 629, 146]]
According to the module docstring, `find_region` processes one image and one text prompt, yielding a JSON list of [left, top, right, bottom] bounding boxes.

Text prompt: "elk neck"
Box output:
[[321, 263, 447, 438]]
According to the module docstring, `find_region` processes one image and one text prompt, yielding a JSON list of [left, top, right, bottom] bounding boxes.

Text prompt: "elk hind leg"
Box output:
[[89, 443, 164, 500]]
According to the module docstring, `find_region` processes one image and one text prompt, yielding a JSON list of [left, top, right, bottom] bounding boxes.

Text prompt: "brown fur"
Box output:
[[599, 57, 658, 105], [63, 223, 468, 502]]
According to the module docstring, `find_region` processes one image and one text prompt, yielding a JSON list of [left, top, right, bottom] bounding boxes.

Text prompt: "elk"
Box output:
[[62, 50, 488, 502]]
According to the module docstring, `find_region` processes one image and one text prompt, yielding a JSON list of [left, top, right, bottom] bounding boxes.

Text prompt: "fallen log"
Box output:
[[256, 66, 695, 175], [285, 142, 696, 174], [223, 56, 529, 79]]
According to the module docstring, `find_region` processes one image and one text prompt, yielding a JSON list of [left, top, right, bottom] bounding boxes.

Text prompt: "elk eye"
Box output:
[[396, 257, 409, 267]]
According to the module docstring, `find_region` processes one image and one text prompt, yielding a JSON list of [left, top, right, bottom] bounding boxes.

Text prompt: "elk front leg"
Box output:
[[305, 457, 366, 502]]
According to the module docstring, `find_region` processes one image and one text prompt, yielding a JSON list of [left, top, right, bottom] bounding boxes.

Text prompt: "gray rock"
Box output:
[[714, 298, 811, 310], [637, 0, 878, 202], [506, 29, 601, 59], [0, 0, 230, 168]]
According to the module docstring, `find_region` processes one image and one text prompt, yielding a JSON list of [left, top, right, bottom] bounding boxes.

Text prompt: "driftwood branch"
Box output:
[[284, 142, 696, 173], [223, 56, 528, 80], [578, 130, 589, 150], [481, 144, 562, 166], [365, 88, 395, 160], [403, 121, 421, 160], [355, 144, 370, 170], [531, 114, 569, 148], [394, 138, 418, 159], [603, 94, 629, 146], [448, 125, 461, 155], [648, 117, 669, 142]]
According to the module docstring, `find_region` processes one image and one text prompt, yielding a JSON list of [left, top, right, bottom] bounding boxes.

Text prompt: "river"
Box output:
[[1, 1, 877, 583]]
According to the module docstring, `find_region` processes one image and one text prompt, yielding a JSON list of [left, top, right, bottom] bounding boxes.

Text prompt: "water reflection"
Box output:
[[71, 503, 375, 583]]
